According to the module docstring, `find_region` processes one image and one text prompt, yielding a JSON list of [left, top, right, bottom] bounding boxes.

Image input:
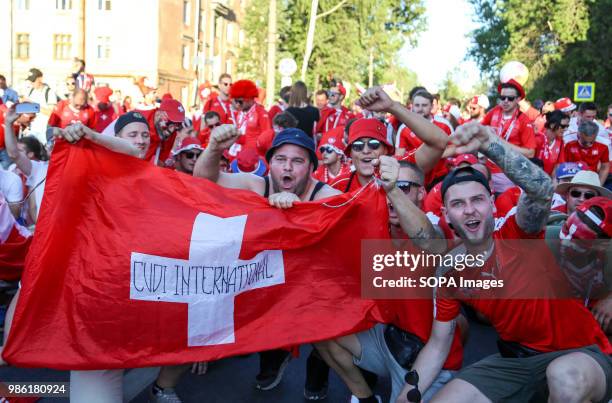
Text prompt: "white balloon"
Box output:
[[500, 61, 529, 86]]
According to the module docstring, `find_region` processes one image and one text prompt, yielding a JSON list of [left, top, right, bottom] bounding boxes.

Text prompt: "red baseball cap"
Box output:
[[94, 86, 113, 104], [172, 137, 203, 156], [497, 79, 525, 99], [160, 99, 185, 122], [554, 97, 576, 113], [345, 118, 394, 156], [450, 154, 479, 167]]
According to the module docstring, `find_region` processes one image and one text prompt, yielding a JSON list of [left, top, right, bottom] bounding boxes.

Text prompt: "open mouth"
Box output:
[[281, 174, 295, 190], [464, 219, 481, 232]]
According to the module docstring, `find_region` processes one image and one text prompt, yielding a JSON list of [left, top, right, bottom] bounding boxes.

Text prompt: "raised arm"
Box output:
[[451, 122, 553, 233], [356, 87, 448, 174], [56, 123, 142, 158], [193, 124, 262, 192], [3, 107, 33, 176], [377, 155, 445, 253]]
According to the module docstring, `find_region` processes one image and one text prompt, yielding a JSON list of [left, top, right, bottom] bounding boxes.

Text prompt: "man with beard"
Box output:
[[331, 87, 449, 193], [194, 125, 341, 390], [465, 95, 490, 123], [392, 122, 612, 403]]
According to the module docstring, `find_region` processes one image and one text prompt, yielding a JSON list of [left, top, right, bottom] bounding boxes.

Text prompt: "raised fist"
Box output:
[[208, 124, 240, 152]]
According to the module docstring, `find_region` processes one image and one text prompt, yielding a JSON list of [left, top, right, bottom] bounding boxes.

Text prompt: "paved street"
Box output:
[[0, 318, 498, 402]]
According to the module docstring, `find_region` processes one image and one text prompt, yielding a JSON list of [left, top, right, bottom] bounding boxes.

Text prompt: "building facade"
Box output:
[[0, 0, 245, 107]]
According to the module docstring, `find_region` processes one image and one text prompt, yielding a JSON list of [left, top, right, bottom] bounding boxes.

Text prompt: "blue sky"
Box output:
[[400, 0, 481, 92]]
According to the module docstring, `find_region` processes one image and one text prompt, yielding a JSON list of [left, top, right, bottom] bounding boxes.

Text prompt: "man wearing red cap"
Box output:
[[93, 86, 116, 132], [481, 79, 536, 193], [203, 73, 234, 125], [229, 79, 272, 152], [465, 95, 490, 123], [48, 89, 96, 130], [316, 82, 353, 137], [331, 88, 448, 193], [172, 137, 204, 175], [313, 126, 350, 185]]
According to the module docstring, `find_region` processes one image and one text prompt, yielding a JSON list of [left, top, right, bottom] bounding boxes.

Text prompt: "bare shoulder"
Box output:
[[312, 183, 342, 200]]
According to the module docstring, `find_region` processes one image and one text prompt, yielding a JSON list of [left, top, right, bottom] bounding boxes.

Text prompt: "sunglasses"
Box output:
[[351, 139, 382, 152], [319, 146, 336, 154], [404, 370, 421, 403], [328, 92, 341, 97], [233, 99, 244, 106], [397, 180, 421, 193], [499, 95, 517, 102], [207, 122, 221, 130], [559, 124, 570, 129], [182, 151, 201, 160], [569, 190, 597, 199], [66, 81, 76, 86]]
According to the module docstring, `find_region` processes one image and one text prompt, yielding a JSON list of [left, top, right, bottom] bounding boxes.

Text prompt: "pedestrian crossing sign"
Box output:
[[574, 82, 595, 102]]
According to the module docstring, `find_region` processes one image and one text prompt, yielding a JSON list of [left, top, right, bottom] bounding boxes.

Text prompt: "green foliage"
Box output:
[[438, 71, 466, 104], [468, 0, 612, 112], [238, 0, 425, 92]]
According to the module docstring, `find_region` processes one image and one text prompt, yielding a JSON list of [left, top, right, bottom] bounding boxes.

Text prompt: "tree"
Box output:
[[438, 71, 465, 104]]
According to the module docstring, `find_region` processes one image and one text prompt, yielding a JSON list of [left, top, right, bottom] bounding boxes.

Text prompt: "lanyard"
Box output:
[[497, 109, 519, 141], [237, 104, 256, 135], [326, 108, 343, 132]]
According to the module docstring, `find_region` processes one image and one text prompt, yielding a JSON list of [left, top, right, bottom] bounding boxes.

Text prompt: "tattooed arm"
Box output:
[[451, 122, 554, 234]]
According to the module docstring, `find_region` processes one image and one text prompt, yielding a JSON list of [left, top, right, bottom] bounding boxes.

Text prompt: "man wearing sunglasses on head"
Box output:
[[316, 82, 354, 137], [481, 79, 537, 193], [330, 87, 449, 194], [202, 73, 235, 125]]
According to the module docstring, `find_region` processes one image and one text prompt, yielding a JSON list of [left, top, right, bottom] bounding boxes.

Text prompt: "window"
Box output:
[[53, 34, 72, 60], [16, 33, 29, 59], [96, 36, 111, 59], [98, 0, 111, 10], [183, 1, 190, 25], [16, 0, 30, 10], [182, 45, 190, 70], [56, 0, 72, 10]]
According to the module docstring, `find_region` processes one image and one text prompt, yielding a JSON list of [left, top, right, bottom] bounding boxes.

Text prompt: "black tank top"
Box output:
[[263, 176, 325, 201]]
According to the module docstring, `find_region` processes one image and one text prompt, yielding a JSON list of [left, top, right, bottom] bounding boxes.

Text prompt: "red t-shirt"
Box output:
[[256, 128, 275, 157], [203, 95, 234, 125], [561, 140, 610, 172], [94, 106, 117, 133], [494, 186, 521, 218], [482, 107, 536, 174], [236, 103, 272, 151], [268, 104, 284, 122], [316, 106, 353, 135], [435, 212, 612, 354], [536, 134, 564, 176], [397, 117, 453, 183], [47, 100, 96, 129], [312, 163, 351, 185]]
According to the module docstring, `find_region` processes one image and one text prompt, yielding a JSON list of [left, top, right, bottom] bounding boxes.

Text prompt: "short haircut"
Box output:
[[204, 111, 220, 121], [408, 86, 427, 101], [18, 136, 48, 161], [74, 58, 85, 68], [447, 97, 461, 108], [315, 89, 328, 98], [0, 74, 5, 81], [579, 102, 597, 113], [412, 90, 434, 103], [273, 112, 298, 129], [399, 160, 424, 185], [218, 73, 232, 83], [499, 83, 519, 97], [280, 86, 291, 103], [578, 120, 599, 136]]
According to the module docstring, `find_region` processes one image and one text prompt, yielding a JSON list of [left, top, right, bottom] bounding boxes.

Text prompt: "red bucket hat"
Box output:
[[345, 118, 393, 156]]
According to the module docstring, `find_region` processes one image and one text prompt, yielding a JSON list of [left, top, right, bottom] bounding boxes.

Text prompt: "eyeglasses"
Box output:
[[351, 139, 382, 152], [397, 180, 422, 194], [319, 146, 336, 154], [569, 190, 597, 199], [207, 122, 221, 130], [499, 95, 517, 102], [404, 370, 421, 403], [182, 151, 201, 160]]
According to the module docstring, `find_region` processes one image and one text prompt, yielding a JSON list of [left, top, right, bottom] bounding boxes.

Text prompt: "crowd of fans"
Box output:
[[0, 60, 611, 403]]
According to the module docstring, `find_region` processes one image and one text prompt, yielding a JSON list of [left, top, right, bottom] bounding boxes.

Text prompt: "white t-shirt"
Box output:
[[26, 160, 49, 216], [0, 169, 23, 203]]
